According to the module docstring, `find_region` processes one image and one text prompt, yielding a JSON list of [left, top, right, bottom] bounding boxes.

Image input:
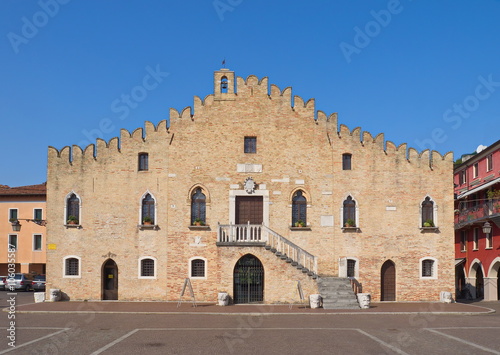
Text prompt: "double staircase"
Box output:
[[217, 223, 360, 309]]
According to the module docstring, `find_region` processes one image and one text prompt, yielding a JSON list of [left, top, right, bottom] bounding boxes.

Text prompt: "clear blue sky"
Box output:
[[1, 0, 499, 187]]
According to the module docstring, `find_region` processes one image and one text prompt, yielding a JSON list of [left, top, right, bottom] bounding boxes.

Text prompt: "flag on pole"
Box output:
[[222, 59, 226, 67]]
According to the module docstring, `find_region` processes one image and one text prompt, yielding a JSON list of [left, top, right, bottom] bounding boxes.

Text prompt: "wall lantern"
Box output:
[[483, 221, 492, 235], [11, 220, 21, 232], [10, 218, 46, 232]]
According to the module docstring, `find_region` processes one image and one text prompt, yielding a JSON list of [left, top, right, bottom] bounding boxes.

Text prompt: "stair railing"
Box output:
[[262, 225, 318, 274]]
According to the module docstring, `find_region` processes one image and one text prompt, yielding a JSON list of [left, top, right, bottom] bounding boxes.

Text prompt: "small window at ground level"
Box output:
[[65, 258, 79, 276], [421, 259, 434, 277], [191, 259, 205, 278], [141, 258, 155, 277], [244, 137, 257, 154], [347, 259, 356, 277]]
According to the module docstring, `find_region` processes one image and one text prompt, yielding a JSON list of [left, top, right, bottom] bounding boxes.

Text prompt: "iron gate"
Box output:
[[233, 254, 264, 304]]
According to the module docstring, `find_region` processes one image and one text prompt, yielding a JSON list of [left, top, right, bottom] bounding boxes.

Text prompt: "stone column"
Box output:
[[483, 277, 498, 301]]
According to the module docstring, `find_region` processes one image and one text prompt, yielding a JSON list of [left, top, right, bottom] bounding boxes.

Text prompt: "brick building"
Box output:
[[0, 183, 46, 276], [454, 140, 500, 301], [46, 69, 455, 303]]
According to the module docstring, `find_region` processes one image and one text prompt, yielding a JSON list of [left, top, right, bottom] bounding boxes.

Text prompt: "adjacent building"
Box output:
[[0, 183, 46, 276], [454, 140, 500, 301], [46, 69, 455, 303]]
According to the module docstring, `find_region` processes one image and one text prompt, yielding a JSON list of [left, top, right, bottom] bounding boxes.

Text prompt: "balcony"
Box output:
[[217, 223, 318, 275], [454, 198, 500, 229]]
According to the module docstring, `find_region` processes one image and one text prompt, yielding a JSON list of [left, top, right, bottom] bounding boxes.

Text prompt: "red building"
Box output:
[[454, 140, 500, 301]]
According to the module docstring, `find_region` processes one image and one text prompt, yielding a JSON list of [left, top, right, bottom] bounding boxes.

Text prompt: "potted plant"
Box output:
[[294, 220, 305, 227], [345, 219, 356, 228], [67, 215, 79, 225], [142, 216, 153, 225], [423, 219, 434, 227], [193, 218, 205, 226]]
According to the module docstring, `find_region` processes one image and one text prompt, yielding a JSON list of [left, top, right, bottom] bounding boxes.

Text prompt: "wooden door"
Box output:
[[236, 196, 263, 224], [102, 259, 118, 300], [381, 260, 396, 301]]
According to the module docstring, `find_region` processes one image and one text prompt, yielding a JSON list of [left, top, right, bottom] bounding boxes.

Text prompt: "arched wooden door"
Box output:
[[233, 254, 264, 304], [102, 259, 118, 300], [381, 260, 396, 301]]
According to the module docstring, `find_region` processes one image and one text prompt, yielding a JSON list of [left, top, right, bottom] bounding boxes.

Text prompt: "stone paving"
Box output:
[[13, 300, 495, 315]]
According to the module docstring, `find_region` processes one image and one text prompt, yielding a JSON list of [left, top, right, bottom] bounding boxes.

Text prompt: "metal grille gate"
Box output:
[[233, 254, 264, 304]]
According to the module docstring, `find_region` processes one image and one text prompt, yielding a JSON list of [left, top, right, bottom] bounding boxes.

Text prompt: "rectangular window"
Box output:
[[459, 170, 467, 185], [65, 258, 79, 276], [422, 260, 434, 277], [138, 153, 149, 171], [486, 154, 493, 172], [33, 235, 42, 251], [244, 137, 257, 154], [34, 208, 43, 221], [460, 231, 467, 252], [9, 209, 18, 221], [8, 235, 17, 250], [473, 163, 479, 178], [486, 232, 493, 249], [342, 154, 352, 170], [347, 259, 356, 278], [141, 259, 155, 277], [473, 228, 478, 250], [191, 259, 205, 278]]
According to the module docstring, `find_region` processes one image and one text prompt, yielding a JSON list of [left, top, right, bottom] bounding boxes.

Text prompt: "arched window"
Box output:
[[292, 190, 307, 226], [66, 193, 80, 223], [342, 153, 352, 170], [191, 188, 206, 225], [190, 258, 206, 278], [142, 193, 155, 224], [221, 76, 228, 93], [343, 196, 356, 227], [139, 258, 155, 278], [421, 197, 434, 227]]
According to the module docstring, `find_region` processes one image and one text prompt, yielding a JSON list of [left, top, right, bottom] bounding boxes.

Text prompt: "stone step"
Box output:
[[318, 277, 360, 310]]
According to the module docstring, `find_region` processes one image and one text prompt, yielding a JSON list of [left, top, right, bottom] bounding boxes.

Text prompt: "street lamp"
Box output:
[[483, 221, 492, 235], [10, 220, 21, 232], [10, 218, 46, 232]]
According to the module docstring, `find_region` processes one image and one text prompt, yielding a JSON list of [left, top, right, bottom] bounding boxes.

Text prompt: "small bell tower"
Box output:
[[214, 68, 235, 100]]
